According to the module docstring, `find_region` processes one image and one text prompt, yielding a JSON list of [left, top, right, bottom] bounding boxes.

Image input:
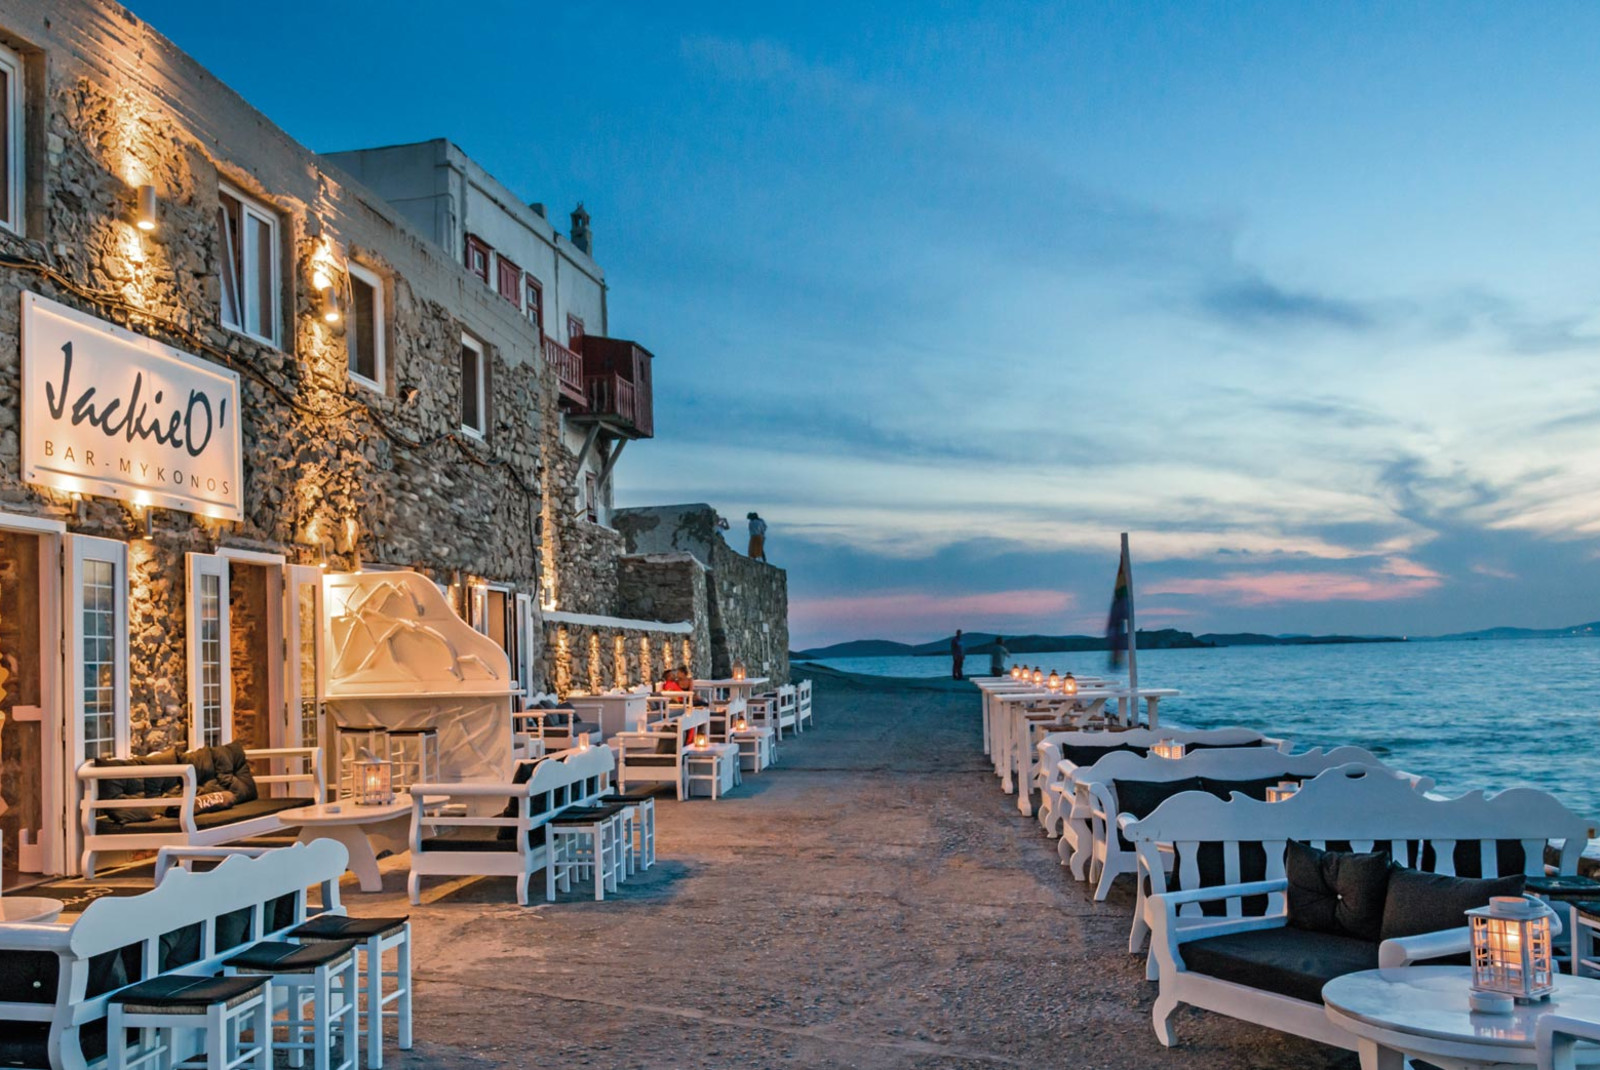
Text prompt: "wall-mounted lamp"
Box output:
[[320, 285, 342, 324], [135, 184, 158, 232]]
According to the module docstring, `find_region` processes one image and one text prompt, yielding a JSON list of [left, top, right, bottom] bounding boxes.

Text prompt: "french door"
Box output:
[[283, 564, 325, 753], [185, 552, 231, 748], [66, 535, 128, 764]]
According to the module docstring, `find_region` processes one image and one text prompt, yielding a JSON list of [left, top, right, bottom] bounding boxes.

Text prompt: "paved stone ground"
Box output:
[[371, 669, 1358, 1069]]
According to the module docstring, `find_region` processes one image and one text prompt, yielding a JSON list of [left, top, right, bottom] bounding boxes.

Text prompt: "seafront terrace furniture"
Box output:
[[974, 676, 1116, 757], [1073, 745, 1409, 902], [278, 794, 418, 893], [1327, 968, 1600, 1070], [795, 679, 814, 730], [612, 709, 709, 801], [0, 840, 348, 1070], [1037, 726, 1287, 837], [732, 725, 776, 772], [990, 686, 1181, 809], [1537, 1013, 1600, 1070], [566, 692, 651, 737], [77, 742, 325, 878], [405, 744, 617, 906], [708, 695, 748, 741], [1132, 768, 1593, 1051], [685, 742, 740, 799], [692, 676, 769, 709]]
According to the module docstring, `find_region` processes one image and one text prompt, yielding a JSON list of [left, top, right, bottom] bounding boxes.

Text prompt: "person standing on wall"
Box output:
[[951, 629, 965, 681], [748, 512, 768, 562], [989, 635, 1008, 677]]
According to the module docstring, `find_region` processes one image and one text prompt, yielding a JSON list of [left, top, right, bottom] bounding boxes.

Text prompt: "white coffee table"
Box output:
[[277, 795, 415, 892], [0, 896, 63, 924], [731, 728, 774, 772], [684, 744, 740, 798], [1324, 966, 1600, 1069]]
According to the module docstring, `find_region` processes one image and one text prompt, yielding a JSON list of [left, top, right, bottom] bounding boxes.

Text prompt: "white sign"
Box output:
[[21, 293, 243, 520]]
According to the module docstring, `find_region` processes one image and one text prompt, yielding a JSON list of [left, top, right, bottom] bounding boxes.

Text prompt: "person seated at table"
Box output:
[[661, 668, 687, 692]]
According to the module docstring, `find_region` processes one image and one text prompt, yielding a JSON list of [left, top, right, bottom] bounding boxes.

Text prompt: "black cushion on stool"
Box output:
[[110, 974, 267, 1014], [551, 804, 625, 826], [225, 940, 359, 974], [600, 788, 657, 804], [290, 914, 408, 941]]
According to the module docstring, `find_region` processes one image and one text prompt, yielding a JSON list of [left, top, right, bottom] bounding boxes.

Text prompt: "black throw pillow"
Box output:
[[1379, 865, 1525, 942], [496, 758, 545, 841], [1285, 840, 1393, 941]]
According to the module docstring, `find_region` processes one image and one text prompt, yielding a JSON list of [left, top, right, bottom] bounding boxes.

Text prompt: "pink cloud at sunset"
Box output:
[[1148, 560, 1443, 607], [790, 588, 1075, 641]]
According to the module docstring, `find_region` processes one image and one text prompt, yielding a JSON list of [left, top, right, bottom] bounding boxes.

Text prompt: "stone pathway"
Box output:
[[373, 671, 1356, 1068]]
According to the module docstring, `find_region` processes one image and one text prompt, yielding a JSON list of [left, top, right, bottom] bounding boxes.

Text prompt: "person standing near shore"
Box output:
[[747, 512, 768, 562], [989, 635, 1008, 677], [951, 629, 965, 680]]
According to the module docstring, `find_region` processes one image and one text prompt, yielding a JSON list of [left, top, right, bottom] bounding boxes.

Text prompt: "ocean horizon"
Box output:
[[801, 636, 1600, 821]]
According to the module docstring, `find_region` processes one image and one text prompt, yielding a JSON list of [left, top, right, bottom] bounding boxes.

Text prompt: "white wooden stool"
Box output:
[[599, 789, 657, 874], [290, 915, 412, 1070], [224, 939, 360, 1070], [107, 973, 272, 1070], [386, 727, 439, 793], [549, 806, 626, 901]]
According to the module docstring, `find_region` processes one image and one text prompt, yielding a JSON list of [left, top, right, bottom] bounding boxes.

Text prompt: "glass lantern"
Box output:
[[1031, 668, 1044, 687], [1265, 780, 1299, 803], [732, 662, 746, 682], [694, 730, 710, 750], [1010, 664, 1022, 680], [1047, 670, 1062, 693], [1468, 896, 1555, 1010], [1062, 672, 1078, 696], [353, 748, 395, 806], [1152, 738, 1186, 760], [734, 715, 748, 732]]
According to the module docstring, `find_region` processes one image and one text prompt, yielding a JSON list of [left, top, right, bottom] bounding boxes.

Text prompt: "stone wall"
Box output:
[[544, 620, 700, 697], [2, 0, 552, 756], [616, 553, 712, 676]]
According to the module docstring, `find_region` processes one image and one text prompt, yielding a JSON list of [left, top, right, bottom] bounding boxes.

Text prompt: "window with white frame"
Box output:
[[525, 277, 543, 334], [460, 334, 486, 437], [347, 262, 385, 391], [0, 43, 24, 234], [217, 184, 281, 346]]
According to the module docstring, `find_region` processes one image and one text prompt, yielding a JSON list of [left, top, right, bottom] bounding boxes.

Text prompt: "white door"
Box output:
[[283, 564, 325, 752], [64, 535, 128, 876], [515, 592, 536, 703], [185, 552, 231, 749]]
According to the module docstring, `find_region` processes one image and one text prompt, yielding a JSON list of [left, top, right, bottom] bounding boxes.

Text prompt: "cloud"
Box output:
[[1200, 276, 1377, 331], [789, 587, 1075, 641], [1470, 563, 1517, 580], [1148, 562, 1442, 606]]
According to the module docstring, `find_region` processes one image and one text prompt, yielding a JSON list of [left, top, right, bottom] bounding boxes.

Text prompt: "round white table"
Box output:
[[0, 896, 63, 924], [277, 794, 416, 893], [1324, 966, 1600, 1069]]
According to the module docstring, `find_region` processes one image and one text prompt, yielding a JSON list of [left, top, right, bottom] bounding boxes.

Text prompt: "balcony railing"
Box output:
[[585, 372, 653, 438], [543, 337, 586, 406]]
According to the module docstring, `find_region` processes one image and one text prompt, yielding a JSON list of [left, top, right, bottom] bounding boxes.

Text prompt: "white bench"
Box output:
[[406, 744, 617, 906], [77, 745, 324, 877], [0, 840, 348, 1070], [795, 679, 813, 730], [613, 708, 708, 800], [1037, 726, 1286, 837], [1130, 768, 1593, 1051]]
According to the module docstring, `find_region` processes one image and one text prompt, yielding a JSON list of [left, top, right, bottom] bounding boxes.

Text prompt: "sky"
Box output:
[[131, 1, 1600, 648]]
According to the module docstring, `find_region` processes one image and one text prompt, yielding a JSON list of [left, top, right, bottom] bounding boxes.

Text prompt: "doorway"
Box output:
[[185, 551, 285, 753]]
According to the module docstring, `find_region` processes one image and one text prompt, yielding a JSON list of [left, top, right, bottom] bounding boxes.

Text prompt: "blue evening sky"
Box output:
[[131, 1, 1600, 647]]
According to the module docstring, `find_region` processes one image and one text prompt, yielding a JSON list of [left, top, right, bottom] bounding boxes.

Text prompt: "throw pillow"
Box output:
[[496, 758, 546, 841], [1285, 840, 1393, 941], [193, 791, 235, 814], [1379, 865, 1526, 942]]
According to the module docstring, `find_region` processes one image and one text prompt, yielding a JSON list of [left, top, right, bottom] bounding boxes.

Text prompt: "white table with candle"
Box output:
[[1324, 966, 1600, 1068], [277, 794, 418, 892], [565, 692, 651, 738], [692, 677, 769, 708]]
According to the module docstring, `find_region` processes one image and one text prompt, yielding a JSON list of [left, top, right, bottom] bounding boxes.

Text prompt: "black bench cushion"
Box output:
[[96, 795, 314, 835], [551, 804, 626, 826], [1113, 777, 1205, 849], [226, 939, 358, 974], [1182, 926, 1380, 1004], [1187, 739, 1268, 751], [93, 743, 261, 827], [626, 755, 678, 767], [422, 826, 548, 853], [291, 914, 408, 941], [110, 974, 267, 1013], [601, 786, 660, 803], [1059, 743, 1148, 767], [1379, 865, 1525, 941], [1285, 840, 1392, 941], [0, 1021, 51, 1068], [1198, 775, 1293, 802]]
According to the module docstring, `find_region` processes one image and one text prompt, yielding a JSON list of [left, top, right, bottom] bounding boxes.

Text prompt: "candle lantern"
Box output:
[[1031, 668, 1044, 687], [1152, 738, 1186, 760], [1062, 672, 1078, 696], [732, 662, 746, 682], [735, 715, 748, 732], [353, 747, 395, 806], [694, 730, 710, 750], [1047, 670, 1062, 693], [1467, 896, 1556, 1012], [1010, 664, 1022, 680], [1265, 780, 1299, 803]]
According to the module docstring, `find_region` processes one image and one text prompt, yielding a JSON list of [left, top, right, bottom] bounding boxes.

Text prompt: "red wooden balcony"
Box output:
[[543, 337, 586, 407], [579, 337, 654, 439]]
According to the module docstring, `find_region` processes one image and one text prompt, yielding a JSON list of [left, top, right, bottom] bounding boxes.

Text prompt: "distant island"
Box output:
[[792, 620, 1600, 661]]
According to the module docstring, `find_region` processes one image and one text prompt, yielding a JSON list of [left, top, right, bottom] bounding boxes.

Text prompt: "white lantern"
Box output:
[[353, 747, 394, 806], [1265, 780, 1299, 803], [1046, 670, 1062, 693], [1467, 895, 1556, 1012], [732, 662, 746, 682], [1062, 672, 1078, 696], [1152, 738, 1185, 760]]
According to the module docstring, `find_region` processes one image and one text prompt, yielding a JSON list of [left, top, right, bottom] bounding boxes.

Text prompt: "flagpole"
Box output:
[[1121, 532, 1141, 725]]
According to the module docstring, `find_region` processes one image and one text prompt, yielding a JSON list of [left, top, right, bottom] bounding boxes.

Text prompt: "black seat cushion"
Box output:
[[1187, 739, 1268, 751], [1058, 743, 1147, 768], [625, 755, 678, 767], [1113, 777, 1205, 849], [0, 1021, 50, 1067], [225, 939, 358, 974], [110, 973, 267, 1013], [1285, 840, 1393, 941], [551, 804, 625, 826], [1379, 866, 1525, 941], [290, 914, 408, 941], [601, 787, 660, 803], [1198, 776, 1294, 802], [96, 796, 314, 835], [1182, 926, 1380, 1003], [422, 826, 547, 853]]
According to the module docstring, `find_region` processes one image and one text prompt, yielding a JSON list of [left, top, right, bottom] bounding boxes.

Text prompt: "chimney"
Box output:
[[570, 203, 592, 255]]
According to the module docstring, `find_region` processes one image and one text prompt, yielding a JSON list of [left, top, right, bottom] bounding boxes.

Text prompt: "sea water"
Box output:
[[803, 638, 1600, 821]]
